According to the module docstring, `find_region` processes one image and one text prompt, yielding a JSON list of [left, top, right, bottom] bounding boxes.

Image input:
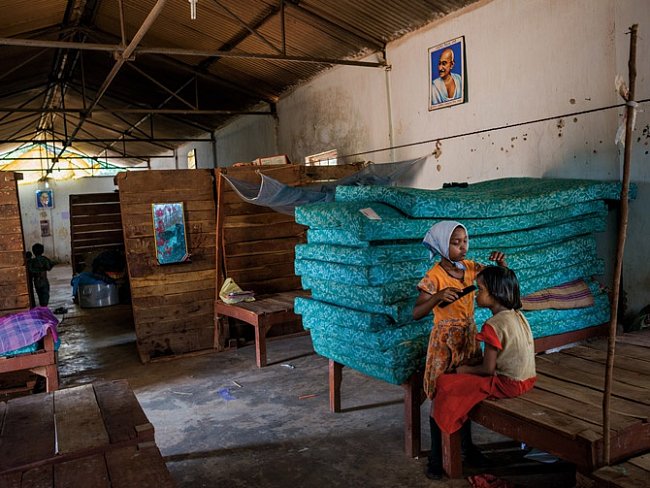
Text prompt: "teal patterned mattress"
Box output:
[[334, 178, 628, 218], [306, 213, 606, 248], [296, 199, 606, 242], [303, 317, 431, 352], [295, 296, 421, 331], [310, 328, 427, 385]]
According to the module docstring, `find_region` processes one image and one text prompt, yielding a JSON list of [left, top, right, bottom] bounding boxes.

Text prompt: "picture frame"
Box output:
[[36, 189, 54, 208], [428, 36, 465, 111], [152, 202, 190, 265]]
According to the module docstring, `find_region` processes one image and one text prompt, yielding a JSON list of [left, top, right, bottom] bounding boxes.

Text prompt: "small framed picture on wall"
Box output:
[[36, 189, 54, 208], [428, 36, 465, 111]]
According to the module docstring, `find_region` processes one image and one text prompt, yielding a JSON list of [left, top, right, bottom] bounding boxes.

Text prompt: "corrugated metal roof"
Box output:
[[0, 0, 478, 170]]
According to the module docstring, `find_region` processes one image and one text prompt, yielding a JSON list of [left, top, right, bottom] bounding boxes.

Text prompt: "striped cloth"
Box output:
[[522, 279, 594, 310], [0, 307, 59, 354]]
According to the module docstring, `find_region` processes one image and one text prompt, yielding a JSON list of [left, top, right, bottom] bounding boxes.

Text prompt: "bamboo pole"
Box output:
[[602, 23, 638, 466]]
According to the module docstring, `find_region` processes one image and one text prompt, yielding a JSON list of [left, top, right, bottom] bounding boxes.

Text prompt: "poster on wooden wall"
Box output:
[[152, 202, 190, 265]]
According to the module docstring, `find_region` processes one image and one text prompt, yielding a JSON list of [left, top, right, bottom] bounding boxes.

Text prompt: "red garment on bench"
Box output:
[[433, 323, 536, 434]]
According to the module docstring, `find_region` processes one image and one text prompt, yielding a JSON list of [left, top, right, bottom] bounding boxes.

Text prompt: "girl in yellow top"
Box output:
[[412, 221, 505, 480]]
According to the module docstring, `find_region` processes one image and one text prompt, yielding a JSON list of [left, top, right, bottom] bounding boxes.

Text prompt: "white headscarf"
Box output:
[[422, 220, 468, 270]]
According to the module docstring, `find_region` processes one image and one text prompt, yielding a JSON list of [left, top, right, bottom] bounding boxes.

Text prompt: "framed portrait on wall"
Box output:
[[152, 202, 190, 265], [36, 189, 54, 208], [428, 36, 465, 111]]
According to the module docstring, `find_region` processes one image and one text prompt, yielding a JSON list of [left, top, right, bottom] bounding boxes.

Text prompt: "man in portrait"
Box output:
[[431, 47, 463, 105]]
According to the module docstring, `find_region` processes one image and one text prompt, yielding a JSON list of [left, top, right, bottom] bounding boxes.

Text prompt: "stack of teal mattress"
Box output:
[[294, 177, 628, 384]]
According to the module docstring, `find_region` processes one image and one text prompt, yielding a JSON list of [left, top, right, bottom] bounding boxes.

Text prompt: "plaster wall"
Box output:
[[187, 0, 650, 312], [214, 113, 278, 166], [18, 176, 118, 265]]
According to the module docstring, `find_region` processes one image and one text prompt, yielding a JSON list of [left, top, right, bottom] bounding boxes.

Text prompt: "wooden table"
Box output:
[[0, 379, 174, 486]]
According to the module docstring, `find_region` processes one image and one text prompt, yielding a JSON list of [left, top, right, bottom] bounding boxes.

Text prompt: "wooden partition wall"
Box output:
[[116, 170, 216, 362], [0, 172, 30, 316], [69, 192, 123, 273], [214, 162, 365, 348]]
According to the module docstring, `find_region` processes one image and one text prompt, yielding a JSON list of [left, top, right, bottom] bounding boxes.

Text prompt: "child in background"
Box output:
[[430, 266, 537, 476], [412, 221, 506, 480], [28, 243, 55, 307]]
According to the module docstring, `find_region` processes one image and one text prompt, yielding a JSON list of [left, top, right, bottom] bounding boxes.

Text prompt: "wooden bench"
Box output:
[[586, 452, 650, 487], [329, 324, 613, 459], [0, 379, 174, 486], [213, 164, 363, 365], [441, 328, 650, 478], [216, 290, 310, 367], [0, 328, 58, 393]]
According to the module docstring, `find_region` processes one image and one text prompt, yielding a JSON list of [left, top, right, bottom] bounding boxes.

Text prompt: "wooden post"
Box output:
[[603, 23, 638, 466], [213, 169, 227, 351], [329, 360, 342, 413]]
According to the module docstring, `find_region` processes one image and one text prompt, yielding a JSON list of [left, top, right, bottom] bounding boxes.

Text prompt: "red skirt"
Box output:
[[433, 373, 536, 434]]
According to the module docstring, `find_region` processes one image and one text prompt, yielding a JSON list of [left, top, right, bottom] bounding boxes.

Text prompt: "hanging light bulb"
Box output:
[[188, 0, 198, 20]]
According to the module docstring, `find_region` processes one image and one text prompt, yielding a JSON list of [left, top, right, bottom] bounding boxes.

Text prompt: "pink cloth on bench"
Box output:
[[0, 307, 59, 354]]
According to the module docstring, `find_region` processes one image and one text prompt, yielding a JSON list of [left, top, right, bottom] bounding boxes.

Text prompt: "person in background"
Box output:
[[430, 266, 537, 476], [28, 243, 54, 307], [412, 221, 506, 480]]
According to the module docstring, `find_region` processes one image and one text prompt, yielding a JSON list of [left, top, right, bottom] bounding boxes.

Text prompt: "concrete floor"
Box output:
[[45, 267, 577, 488]]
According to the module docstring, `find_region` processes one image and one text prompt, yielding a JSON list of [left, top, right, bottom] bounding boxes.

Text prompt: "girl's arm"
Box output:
[[412, 287, 461, 320], [456, 343, 498, 376]]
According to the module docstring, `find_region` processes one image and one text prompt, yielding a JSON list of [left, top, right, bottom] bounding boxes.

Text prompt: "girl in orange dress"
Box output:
[[413, 221, 506, 480]]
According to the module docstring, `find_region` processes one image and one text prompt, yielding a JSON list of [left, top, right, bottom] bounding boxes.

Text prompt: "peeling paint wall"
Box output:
[[18, 177, 118, 264], [202, 0, 650, 314]]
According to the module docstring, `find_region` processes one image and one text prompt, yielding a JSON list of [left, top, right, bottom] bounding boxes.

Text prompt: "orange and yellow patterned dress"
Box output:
[[418, 260, 481, 398]]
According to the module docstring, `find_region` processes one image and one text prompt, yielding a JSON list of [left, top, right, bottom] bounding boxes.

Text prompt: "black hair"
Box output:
[[32, 243, 45, 256], [477, 266, 522, 310]]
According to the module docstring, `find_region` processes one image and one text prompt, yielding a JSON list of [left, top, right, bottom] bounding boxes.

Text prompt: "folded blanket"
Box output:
[[522, 279, 595, 310], [0, 307, 59, 355]]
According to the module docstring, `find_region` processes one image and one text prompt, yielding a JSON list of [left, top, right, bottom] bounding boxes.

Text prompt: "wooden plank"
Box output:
[[69, 203, 122, 216], [0, 251, 23, 268], [227, 250, 295, 270], [0, 471, 21, 487], [19, 464, 52, 487], [0, 267, 26, 283], [130, 279, 214, 298], [70, 193, 119, 204], [133, 298, 213, 325], [536, 354, 650, 397], [127, 254, 215, 279], [0, 294, 29, 310], [560, 345, 650, 375], [592, 461, 649, 487], [516, 387, 639, 433], [118, 188, 214, 204], [227, 262, 296, 284], [225, 237, 301, 256], [628, 453, 650, 471], [0, 219, 22, 234], [130, 269, 214, 288], [534, 375, 649, 420], [237, 276, 302, 294], [54, 384, 110, 455], [71, 214, 123, 226], [0, 235, 23, 252], [93, 380, 153, 444], [135, 313, 214, 336], [225, 212, 294, 226], [116, 168, 213, 192], [0, 393, 55, 471], [587, 341, 650, 363], [617, 331, 650, 347], [105, 445, 175, 488], [223, 222, 305, 243], [132, 288, 214, 308], [71, 222, 123, 233], [54, 454, 111, 488]]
